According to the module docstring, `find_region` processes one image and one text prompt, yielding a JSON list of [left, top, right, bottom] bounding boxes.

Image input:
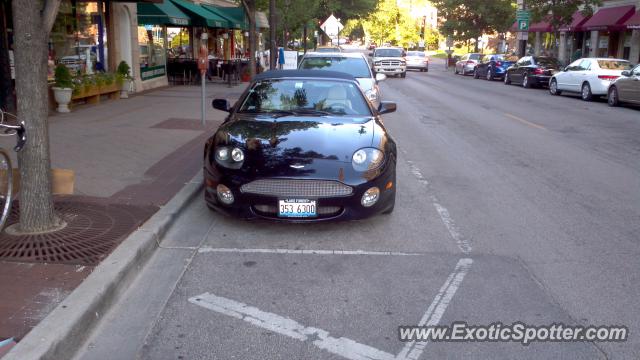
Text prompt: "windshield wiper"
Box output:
[[261, 109, 332, 118]]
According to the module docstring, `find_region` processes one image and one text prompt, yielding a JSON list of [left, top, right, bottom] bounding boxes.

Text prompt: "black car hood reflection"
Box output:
[[215, 113, 376, 178]]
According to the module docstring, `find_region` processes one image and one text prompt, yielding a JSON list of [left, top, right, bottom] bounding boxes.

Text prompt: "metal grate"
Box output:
[[241, 179, 353, 198], [379, 60, 403, 66], [0, 198, 157, 266]]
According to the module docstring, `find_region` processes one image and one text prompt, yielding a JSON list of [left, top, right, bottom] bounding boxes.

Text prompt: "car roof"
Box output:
[[578, 57, 629, 61], [253, 70, 356, 81], [302, 52, 364, 58]]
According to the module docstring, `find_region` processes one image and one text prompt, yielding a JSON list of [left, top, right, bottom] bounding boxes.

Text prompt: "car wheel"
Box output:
[[549, 79, 562, 95], [522, 73, 531, 88], [581, 82, 593, 101], [504, 73, 511, 85], [608, 86, 619, 107], [401, 72, 406, 78], [425, 67, 428, 72], [486, 68, 493, 81], [473, 69, 479, 79]]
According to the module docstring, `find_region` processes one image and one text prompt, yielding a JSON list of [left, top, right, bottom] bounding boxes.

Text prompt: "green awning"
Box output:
[[202, 5, 248, 30], [137, 1, 190, 26], [169, 0, 228, 28]]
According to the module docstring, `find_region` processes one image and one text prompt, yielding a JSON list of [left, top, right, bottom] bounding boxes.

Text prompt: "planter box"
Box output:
[[72, 83, 120, 105]]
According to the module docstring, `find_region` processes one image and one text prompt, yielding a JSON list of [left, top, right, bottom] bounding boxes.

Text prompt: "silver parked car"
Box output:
[[298, 52, 386, 106], [454, 53, 482, 75], [608, 63, 640, 107]]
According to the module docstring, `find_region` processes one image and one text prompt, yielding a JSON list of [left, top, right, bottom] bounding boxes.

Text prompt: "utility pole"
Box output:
[[269, 0, 276, 70], [517, 0, 528, 57]]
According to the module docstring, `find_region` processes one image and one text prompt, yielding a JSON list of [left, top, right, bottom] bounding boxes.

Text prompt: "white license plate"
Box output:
[[278, 199, 316, 218]]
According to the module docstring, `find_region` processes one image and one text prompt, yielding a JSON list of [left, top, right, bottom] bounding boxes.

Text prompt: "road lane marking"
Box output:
[[405, 160, 472, 254], [504, 113, 547, 131], [189, 292, 397, 360], [396, 258, 473, 360], [198, 247, 423, 256]]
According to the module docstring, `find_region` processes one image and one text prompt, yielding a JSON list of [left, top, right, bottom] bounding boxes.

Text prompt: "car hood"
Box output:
[[218, 114, 376, 163], [373, 56, 404, 62]]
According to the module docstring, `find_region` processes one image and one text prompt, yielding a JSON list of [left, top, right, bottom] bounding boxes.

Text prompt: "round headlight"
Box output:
[[352, 149, 367, 165], [231, 147, 244, 162], [361, 187, 380, 207], [216, 147, 229, 161], [216, 184, 234, 205]]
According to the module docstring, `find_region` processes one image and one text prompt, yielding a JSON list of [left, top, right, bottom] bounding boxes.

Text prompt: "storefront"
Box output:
[[624, 9, 640, 63], [136, 0, 190, 89], [582, 4, 636, 59]]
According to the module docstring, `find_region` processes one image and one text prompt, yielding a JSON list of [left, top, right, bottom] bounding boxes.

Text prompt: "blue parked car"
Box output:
[[473, 54, 517, 81]]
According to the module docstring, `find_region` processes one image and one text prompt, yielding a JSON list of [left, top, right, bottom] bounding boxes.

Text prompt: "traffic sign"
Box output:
[[446, 36, 453, 47], [320, 14, 343, 37], [518, 19, 529, 31], [516, 10, 530, 20]]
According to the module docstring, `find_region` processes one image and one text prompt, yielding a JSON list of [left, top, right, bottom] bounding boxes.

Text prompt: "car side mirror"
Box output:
[[212, 98, 231, 112], [378, 101, 396, 115], [564, 66, 570, 72], [375, 73, 387, 82], [621, 70, 631, 77]]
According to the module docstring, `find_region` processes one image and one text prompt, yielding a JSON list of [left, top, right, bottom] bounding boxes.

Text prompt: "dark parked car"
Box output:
[[608, 64, 640, 107], [473, 54, 516, 81], [504, 56, 562, 88], [205, 70, 398, 221]]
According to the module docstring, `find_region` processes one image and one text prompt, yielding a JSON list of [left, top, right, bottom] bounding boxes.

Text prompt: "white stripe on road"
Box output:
[[198, 247, 423, 256], [189, 292, 397, 360], [396, 258, 473, 360]]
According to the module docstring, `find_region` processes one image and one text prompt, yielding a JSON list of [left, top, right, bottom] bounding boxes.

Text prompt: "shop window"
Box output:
[[138, 25, 166, 68], [49, 0, 108, 78], [167, 27, 192, 59]]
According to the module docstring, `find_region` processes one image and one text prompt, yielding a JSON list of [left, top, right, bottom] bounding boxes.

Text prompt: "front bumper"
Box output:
[[204, 164, 396, 222], [407, 62, 428, 70], [374, 66, 406, 75]]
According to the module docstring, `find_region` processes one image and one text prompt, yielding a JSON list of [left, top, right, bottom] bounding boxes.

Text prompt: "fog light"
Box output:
[[216, 184, 234, 205], [361, 187, 380, 207]]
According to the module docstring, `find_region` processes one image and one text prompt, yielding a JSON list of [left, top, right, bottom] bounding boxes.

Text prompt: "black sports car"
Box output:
[[204, 70, 398, 221]]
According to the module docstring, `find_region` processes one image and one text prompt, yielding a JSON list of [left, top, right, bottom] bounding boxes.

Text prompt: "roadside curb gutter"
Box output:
[[3, 174, 204, 360]]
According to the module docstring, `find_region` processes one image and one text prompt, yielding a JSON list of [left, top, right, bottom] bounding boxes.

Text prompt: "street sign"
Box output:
[[418, 40, 425, 48], [518, 19, 529, 31], [516, 10, 530, 20], [446, 36, 453, 47], [320, 14, 343, 37]]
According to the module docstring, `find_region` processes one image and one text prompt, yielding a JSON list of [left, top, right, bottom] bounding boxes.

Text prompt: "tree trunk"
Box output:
[[269, 0, 276, 70], [12, 0, 61, 233], [242, 0, 257, 78]]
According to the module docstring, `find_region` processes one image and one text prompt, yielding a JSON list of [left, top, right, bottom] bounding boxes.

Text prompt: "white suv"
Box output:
[[371, 47, 406, 78]]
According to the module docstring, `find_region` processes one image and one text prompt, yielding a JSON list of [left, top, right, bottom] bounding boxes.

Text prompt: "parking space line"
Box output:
[[396, 258, 474, 360], [189, 292, 397, 360], [198, 247, 423, 256], [504, 113, 548, 131]]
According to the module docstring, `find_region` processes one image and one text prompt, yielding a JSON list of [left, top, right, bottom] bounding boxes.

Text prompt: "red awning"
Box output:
[[528, 20, 552, 32], [558, 11, 591, 32], [625, 10, 640, 29], [582, 5, 636, 31]]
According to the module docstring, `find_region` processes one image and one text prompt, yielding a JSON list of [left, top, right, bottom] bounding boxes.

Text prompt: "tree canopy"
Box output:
[[432, 0, 515, 43]]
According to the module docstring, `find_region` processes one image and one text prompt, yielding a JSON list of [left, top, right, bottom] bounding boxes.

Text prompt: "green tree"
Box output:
[[170, 30, 190, 49]]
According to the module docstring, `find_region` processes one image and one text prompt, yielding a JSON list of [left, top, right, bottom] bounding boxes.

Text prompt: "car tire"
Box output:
[[608, 86, 619, 107], [486, 68, 493, 81], [473, 69, 479, 79], [504, 73, 511, 85], [425, 67, 428, 72], [522, 73, 531, 88], [549, 79, 562, 95], [581, 82, 593, 101], [401, 72, 406, 78], [454, 67, 459, 75]]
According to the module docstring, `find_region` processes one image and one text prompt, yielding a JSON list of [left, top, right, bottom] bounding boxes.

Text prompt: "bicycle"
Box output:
[[0, 109, 27, 230]]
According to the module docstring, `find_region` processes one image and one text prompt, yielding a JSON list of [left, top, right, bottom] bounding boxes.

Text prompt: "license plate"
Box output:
[[278, 199, 316, 217]]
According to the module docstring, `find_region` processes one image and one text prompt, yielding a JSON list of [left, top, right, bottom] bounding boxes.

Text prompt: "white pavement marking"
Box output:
[[405, 160, 472, 254], [189, 292, 397, 360], [396, 258, 473, 360], [198, 247, 423, 256]]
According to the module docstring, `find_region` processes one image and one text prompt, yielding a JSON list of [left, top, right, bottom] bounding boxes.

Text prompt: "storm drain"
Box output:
[[0, 198, 157, 266]]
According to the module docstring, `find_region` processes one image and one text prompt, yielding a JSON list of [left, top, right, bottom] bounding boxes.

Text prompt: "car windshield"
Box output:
[[597, 60, 631, 70], [238, 79, 372, 117], [469, 54, 481, 60], [489, 55, 504, 61], [407, 51, 424, 57], [315, 47, 340, 53], [375, 49, 403, 57], [299, 57, 371, 78], [535, 57, 561, 67]]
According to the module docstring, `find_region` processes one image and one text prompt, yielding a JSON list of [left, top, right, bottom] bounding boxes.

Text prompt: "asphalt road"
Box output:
[[74, 58, 640, 360]]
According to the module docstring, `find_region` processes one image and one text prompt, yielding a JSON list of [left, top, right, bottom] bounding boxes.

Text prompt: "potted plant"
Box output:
[[116, 61, 132, 98], [52, 64, 74, 113]]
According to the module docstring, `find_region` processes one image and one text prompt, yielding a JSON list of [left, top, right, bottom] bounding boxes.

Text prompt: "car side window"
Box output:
[[566, 59, 582, 71], [461, 54, 468, 61], [579, 60, 591, 71], [632, 65, 640, 76]]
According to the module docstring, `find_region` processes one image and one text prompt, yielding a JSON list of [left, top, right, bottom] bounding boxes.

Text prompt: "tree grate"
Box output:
[[0, 198, 157, 266]]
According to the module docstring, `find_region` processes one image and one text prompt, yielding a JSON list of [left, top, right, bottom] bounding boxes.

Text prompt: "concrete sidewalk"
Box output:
[[0, 82, 245, 349]]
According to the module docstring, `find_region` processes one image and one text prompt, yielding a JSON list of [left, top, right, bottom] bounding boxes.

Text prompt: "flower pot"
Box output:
[[241, 73, 251, 82], [120, 79, 131, 99], [52, 87, 73, 113]]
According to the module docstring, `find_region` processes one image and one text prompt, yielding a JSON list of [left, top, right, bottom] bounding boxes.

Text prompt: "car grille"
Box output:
[[253, 205, 342, 217], [241, 179, 353, 198], [379, 60, 403, 66]]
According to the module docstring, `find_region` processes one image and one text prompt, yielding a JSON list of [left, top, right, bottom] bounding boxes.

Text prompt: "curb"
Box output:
[[3, 174, 204, 360]]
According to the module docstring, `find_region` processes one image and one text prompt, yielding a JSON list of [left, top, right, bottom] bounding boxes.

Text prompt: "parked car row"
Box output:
[[455, 53, 640, 108]]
